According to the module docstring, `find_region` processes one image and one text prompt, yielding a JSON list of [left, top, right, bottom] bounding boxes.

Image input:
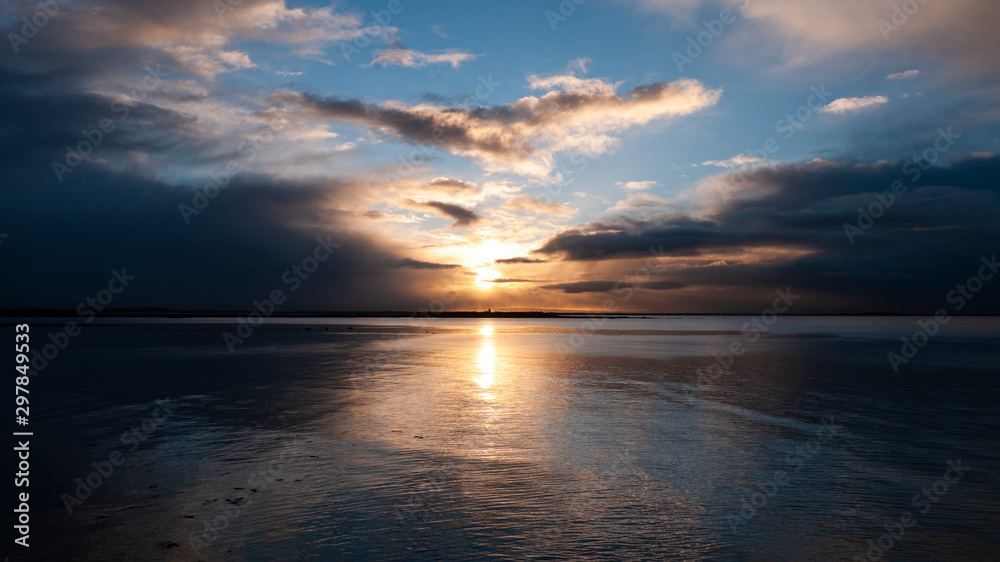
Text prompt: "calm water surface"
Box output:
[[15, 317, 1000, 560]]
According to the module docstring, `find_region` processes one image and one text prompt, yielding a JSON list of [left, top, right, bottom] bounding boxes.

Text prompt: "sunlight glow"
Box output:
[[476, 341, 495, 390], [470, 239, 522, 265], [475, 268, 501, 289], [479, 325, 494, 336], [459, 238, 526, 290]]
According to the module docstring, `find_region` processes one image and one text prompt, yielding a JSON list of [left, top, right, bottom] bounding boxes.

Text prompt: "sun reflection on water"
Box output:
[[475, 325, 496, 397]]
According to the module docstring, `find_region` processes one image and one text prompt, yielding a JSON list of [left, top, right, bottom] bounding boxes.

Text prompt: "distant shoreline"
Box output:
[[2, 309, 999, 318]]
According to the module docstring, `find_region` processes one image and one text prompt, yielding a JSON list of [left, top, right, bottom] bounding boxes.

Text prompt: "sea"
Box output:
[[8, 316, 1000, 560]]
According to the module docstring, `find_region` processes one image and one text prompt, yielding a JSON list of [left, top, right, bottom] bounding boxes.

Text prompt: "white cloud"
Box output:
[[276, 76, 722, 178], [163, 46, 256, 79], [615, 180, 657, 191], [276, 70, 304, 77], [527, 60, 621, 95], [527, 73, 619, 95], [567, 58, 592, 74], [369, 48, 477, 69], [818, 96, 889, 114], [605, 193, 673, 217], [700, 154, 766, 168], [283, 123, 340, 142], [887, 69, 920, 80]]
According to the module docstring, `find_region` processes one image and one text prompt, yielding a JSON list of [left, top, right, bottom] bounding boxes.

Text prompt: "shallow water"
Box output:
[[14, 316, 1000, 560]]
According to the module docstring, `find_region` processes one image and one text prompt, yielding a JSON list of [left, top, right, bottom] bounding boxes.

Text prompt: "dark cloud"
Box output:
[[536, 156, 1000, 312], [4, 0, 998, 315], [541, 280, 686, 294], [0, 73, 466, 311], [496, 257, 549, 264], [271, 91, 535, 161], [410, 200, 481, 227], [541, 281, 620, 294], [536, 219, 742, 261], [642, 280, 688, 291], [386, 258, 461, 270], [2, 174, 365, 310], [425, 177, 479, 196], [0, 0, 373, 79]]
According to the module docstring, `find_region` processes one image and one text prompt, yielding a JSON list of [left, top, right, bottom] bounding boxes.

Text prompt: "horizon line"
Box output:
[[2, 309, 999, 318]]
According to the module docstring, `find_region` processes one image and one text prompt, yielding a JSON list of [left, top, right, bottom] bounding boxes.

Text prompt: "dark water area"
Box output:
[[6, 317, 999, 560]]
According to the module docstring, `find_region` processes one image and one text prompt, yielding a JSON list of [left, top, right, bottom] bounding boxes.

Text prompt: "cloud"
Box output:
[[429, 24, 448, 38], [818, 96, 890, 114], [534, 155, 1000, 312], [162, 45, 256, 79], [505, 196, 574, 216], [540, 281, 619, 294], [0, 0, 384, 78], [615, 180, 656, 191], [271, 76, 722, 177], [742, 0, 1000, 72], [541, 280, 686, 293], [495, 257, 549, 264], [385, 258, 461, 269], [638, 1, 1000, 76], [0, 158, 436, 311], [424, 177, 480, 196], [276, 70, 304, 77], [642, 280, 689, 291], [0, 72, 485, 311], [700, 154, 767, 168], [361, 209, 419, 223], [887, 69, 920, 80], [369, 48, 478, 68], [405, 200, 482, 227], [605, 193, 673, 217], [567, 58, 592, 74], [526, 73, 617, 95]]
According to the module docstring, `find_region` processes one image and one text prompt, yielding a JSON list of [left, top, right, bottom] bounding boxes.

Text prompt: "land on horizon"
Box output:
[[3, 308, 998, 319]]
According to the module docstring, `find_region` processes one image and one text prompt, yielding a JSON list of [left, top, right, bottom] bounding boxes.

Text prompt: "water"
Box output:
[[12, 317, 1000, 560]]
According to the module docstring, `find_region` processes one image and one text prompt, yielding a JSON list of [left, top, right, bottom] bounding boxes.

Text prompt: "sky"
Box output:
[[2, 0, 1000, 313]]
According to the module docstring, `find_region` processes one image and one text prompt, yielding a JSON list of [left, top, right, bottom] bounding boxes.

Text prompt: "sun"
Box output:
[[463, 238, 525, 290], [475, 268, 501, 289], [474, 239, 521, 263]]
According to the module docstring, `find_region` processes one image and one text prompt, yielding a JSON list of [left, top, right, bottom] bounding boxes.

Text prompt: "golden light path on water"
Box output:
[[476, 324, 496, 398], [49, 318, 1000, 559]]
